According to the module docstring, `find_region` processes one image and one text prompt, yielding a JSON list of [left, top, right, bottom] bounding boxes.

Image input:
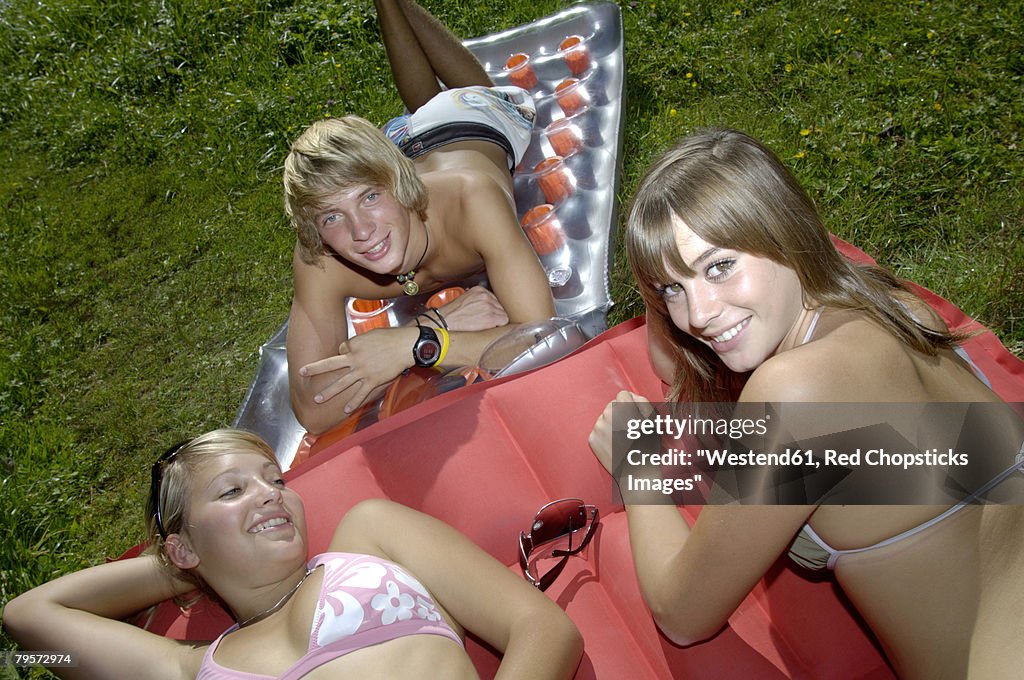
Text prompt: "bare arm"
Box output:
[[2, 555, 204, 680], [467, 177, 556, 327], [332, 500, 583, 680], [416, 175, 557, 367], [287, 245, 369, 434], [618, 503, 810, 646], [588, 391, 813, 645], [288, 245, 427, 434], [288, 272, 477, 430]]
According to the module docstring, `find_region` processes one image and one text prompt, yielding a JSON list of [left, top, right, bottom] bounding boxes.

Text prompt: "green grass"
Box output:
[[1, 0, 1021, 669]]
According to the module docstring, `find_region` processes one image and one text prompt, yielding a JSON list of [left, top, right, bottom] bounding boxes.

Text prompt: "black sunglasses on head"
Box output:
[[149, 440, 191, 539], [519, 498, 599, 591]]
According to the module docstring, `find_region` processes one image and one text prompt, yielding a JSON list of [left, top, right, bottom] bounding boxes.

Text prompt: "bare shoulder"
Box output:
[[742, 317, 912, 402], [741, 347, 835, 402], [290, 241, 369, 300], [329, 498, 402, 556], [424, 167, 510, 206], [897, 289, 949, 333], [450, 169, 512, 212], [291, 243, 335, 284], [426, 169, 521, 245]]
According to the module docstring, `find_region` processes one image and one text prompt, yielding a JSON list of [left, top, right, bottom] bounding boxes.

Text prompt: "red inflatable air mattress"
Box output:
[[135, 236, 1022, 678]]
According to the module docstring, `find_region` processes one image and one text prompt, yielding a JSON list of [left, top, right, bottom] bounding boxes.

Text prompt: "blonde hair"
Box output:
[[627, 128, 960, 402], [283, 116, 429, 264], [144, 429, 278, 573]]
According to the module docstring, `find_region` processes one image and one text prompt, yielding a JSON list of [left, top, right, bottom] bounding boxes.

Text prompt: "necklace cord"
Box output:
[[236, 567, 312, 628], [396, 221, 430, 295]]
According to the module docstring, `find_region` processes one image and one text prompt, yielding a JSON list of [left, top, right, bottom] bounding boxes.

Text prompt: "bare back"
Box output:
[[747, 301, 1023, 679], [413, 140, 515, 197]]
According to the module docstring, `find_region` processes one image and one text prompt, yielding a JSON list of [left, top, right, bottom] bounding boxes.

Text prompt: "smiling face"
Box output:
[[317, 185, 416, 276], [283, 116, 429, 266], [659, 216, 810, 373], [180, 451, 308, 581], [626, 129, 845, 400]]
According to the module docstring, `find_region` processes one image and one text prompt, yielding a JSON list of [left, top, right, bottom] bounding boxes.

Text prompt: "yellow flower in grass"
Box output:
[[800, 128, 812, 136], [794, 151, 807, 159], [733, 9, 742, 16], [785, 63, 793, 73], [670, 108, 678, 116], [933, 102, 943, 112]]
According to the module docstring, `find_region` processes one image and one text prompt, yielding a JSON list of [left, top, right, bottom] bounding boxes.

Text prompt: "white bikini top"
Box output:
[[787, 306, 1014, 570]]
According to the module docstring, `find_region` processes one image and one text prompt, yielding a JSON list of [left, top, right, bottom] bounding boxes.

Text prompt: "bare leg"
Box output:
[[374, 0, 493, 112]]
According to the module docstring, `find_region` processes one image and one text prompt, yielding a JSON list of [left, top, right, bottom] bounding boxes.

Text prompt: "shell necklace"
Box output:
[[395, 220, 430, 296]]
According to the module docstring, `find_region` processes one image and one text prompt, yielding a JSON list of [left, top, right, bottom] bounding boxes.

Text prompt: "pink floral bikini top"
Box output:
[[196, 552, 464, 680]]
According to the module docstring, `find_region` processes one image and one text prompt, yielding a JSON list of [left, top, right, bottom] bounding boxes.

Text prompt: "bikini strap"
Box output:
[[822, 454, 1024, 570], [800, 307, 824, 346]]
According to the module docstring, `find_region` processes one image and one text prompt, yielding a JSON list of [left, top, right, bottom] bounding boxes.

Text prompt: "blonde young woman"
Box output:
[[589, 128, 1024, 679], [3, 429, 582, 679]]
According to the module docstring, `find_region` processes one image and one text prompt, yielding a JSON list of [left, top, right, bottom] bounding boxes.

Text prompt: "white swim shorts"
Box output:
[[382, 86, 536, 171]]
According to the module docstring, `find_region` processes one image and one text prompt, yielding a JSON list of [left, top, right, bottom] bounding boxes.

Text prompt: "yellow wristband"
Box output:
[[434, 327, 450, 365]]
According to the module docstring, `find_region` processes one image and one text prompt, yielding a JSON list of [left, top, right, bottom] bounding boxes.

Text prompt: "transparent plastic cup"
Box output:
[[427, 286, 466, 310], [555, 78, 590, 116], [505, 52, 538, 90], [544, 117, 584, 158], [547, 265, 584, 299], [533, 156, 576, 204], [559, 35, 591, 75], [520, 204, 568, 256], [347, 298, 392, 335]]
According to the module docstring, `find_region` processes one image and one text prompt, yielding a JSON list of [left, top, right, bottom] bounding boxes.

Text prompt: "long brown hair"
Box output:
[[627, 128, 960, 402]]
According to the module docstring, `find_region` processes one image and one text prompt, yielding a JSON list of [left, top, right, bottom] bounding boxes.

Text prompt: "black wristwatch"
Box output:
[[412, 325, 442, 367]]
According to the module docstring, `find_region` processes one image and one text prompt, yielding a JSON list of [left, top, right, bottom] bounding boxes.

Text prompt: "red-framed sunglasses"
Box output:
[[519, 498, 599, 591]]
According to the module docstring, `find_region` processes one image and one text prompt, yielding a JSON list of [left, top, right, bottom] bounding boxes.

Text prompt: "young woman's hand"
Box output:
[[589, 390, 656, 477]]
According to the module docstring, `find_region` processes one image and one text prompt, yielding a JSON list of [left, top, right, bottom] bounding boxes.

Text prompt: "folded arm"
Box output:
[[288, 270, 510, 433], [2, 555, 204, 680], [332, 499, 583, 680], [287, 246, 419, 433], [589, 391, 813, 645]]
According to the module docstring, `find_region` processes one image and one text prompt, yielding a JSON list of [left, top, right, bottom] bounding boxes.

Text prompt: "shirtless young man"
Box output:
[[283, 0, 555, 435]]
